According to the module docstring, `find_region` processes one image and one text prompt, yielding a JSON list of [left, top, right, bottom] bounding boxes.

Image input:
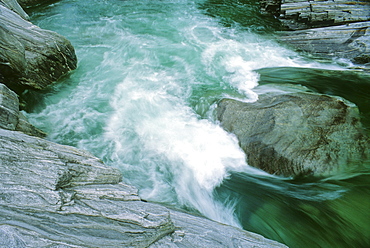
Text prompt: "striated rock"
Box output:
[[0, 3, 77, 91], [0, 0, 29, 20], [260, 0, 370, 63], [0, 128, 175, 247], [0, 83, 45, 137], [0, 127, 287, 247], [216, 92, 370, 177], [278, 21, 370, 63], [278, 0, 370, 30], [261, 0, 370, 30]]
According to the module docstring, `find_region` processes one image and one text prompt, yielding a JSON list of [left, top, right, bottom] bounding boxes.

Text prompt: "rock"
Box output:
[[260, 0, 370, 63], [0, 83, 46, 137], [0, 126, 287, 248], [279, 0, 370, 30], [277, 21, 370, 63], [216, 92, 370, 177], [0, 0, 29, 20], [261, 0, 370, 30], [0, 4, 77, 92], [0, 128, 175, 247], [0, 83, 19, 130]]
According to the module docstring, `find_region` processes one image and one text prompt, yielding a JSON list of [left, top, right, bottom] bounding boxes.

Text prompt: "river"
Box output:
[[24, 0, 370, 247]]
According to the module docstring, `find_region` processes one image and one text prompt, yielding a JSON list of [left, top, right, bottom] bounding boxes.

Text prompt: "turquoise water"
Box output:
[[25, 0, 370, 247]]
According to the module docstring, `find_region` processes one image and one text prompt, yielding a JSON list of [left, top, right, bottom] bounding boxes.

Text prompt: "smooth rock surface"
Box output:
[[216, 92, 370, 177], [0, 4, 77, 91]]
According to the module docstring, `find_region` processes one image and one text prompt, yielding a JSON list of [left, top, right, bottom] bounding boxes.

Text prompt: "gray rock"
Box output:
[[0, 83, 19, 130], [0, 0, 28, 20], [0, 4, 77, 91], [0, 83, 46, 137], [278, 0, 370, 30], [216, 92, 370, 177], [0, 127, 287, 247], [277, 21, 370, 63], [260, 0, 370, 63]]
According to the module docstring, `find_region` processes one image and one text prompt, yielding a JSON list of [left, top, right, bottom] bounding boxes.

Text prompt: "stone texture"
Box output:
[[0, 0, 28, 20], [279, 0, 370, 29], [260, 0, 370, 63], [0, 127, 287, 248], [0, 83, 45, 137], [216, 92, 370, 177], [278, 21, 370, 63], [0, 4, 77, 91]]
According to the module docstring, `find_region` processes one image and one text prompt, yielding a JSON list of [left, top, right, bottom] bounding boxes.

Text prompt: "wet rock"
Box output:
[[216, 92, 370, 177], [0, 3, 77, 91]]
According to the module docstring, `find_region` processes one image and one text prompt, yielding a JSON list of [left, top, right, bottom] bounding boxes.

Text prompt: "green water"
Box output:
[[24, 0, 370, 247]]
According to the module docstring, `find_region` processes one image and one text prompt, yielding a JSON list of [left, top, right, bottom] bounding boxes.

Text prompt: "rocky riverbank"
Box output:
[[261, 0, 370, 65], [0, 0, 287, 247]]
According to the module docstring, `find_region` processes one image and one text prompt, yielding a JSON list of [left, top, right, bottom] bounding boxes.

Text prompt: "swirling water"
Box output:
[[25, 0, 370, 247]]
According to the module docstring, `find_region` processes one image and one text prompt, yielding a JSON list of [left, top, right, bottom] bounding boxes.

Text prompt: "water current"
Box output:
[[25, 0, 370, 247]]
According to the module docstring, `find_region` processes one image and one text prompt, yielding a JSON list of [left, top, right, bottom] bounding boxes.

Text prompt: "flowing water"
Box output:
[[24, 0, 370, 247]]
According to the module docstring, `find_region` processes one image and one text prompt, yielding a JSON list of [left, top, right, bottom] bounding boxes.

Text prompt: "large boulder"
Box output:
[[0, 3, 77, 92], [216, 92, 370, 177]]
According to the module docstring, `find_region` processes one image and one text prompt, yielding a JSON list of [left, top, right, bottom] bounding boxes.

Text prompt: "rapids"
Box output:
[[24, 0, 370, 247]]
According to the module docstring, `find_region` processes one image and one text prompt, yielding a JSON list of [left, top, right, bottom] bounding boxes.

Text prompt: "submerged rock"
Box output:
[[0, 3, 77, 92], [216, 92, 370, 177]]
